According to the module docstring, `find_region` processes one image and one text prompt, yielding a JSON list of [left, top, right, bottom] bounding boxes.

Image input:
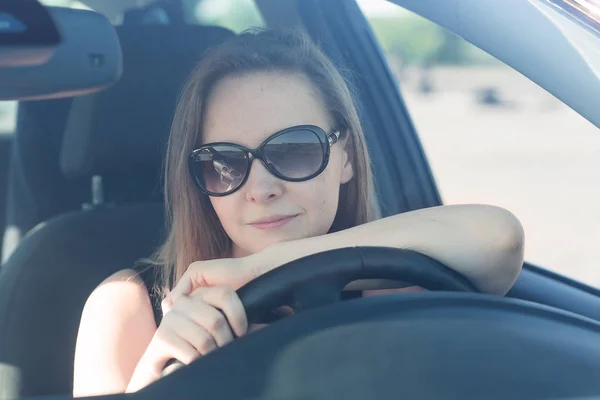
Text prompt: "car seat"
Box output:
[[0, 21, 234, 396]]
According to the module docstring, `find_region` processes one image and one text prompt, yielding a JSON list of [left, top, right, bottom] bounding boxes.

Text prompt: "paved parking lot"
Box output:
[[402, 67, 600, 287]]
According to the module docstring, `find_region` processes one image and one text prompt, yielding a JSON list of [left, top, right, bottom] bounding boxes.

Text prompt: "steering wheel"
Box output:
[[237, 246, 477, 323], [151, 247, 600, 400], [162, 246, 473, 373]]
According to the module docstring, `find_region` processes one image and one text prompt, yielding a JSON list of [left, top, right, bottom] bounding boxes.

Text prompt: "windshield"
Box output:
[[361, 0, 600, 287]]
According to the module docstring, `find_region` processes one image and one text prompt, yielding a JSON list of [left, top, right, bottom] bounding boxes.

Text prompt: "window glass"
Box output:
[[40, 0, 75, 5], [359, 0, 600, 287], [40, 0, 91, 10], [189, 0, 265, 32], [0, 102, 16, 136]]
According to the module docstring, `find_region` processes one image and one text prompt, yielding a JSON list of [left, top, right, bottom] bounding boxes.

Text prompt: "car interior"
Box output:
[[0, 1, 240, 396], [0, 0, 600, 399]]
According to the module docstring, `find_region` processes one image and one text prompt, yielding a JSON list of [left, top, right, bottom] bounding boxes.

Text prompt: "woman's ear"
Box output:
[[341, 159, 354, 184], [340, 135, 354, 184]]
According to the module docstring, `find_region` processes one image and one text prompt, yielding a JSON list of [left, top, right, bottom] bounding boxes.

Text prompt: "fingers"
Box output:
[[154, 327, 201, 365], [191, 286, 248, 337], [149, 309, 219, 373], [171, 313, 219, 355], [169, 260, 218, 304], [184, 300, 235, 347], [163, 286, 247, 357], [168, 272, 196, 306], [169, 257, 251, 305]]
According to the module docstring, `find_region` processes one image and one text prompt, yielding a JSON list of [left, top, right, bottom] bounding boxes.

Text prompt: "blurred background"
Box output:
[[1, 0, 598, 287]]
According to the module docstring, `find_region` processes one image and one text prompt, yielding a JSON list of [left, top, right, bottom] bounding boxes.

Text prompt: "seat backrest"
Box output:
[[3, 98, 87, 262], [0, 204, 165, 397], [0, 24, 235, 397], [3, 23, 235, 262]]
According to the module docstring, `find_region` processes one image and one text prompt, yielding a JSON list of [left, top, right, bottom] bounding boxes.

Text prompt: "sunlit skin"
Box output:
[[202, 71, 354, 257]]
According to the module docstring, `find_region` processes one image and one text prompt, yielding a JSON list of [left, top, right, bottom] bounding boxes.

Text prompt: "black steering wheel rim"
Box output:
[[236, 246, 478, 324]]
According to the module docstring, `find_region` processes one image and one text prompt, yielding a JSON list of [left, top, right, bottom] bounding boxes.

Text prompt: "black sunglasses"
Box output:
[[189, 124, 342, 196]]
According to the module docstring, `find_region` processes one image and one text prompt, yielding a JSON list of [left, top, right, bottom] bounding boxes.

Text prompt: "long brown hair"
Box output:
[[153, 28, 380, 295]]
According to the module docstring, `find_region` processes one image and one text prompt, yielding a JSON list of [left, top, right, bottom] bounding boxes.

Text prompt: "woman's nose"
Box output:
[[244, 161, 284, 203]]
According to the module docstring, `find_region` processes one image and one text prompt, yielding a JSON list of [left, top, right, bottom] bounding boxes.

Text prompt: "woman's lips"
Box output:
[[248, 214, 298, 230]]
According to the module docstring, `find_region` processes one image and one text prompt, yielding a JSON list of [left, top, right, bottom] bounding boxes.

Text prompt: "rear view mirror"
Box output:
[[0, 0, 61, 67], [0, 5, 122, 100]]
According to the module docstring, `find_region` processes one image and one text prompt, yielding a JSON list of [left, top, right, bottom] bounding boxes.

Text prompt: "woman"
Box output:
[[73, 29, 524, 397]]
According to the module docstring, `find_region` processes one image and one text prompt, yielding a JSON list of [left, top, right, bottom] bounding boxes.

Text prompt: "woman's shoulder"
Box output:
[[76, 268, 159, 352], [104, 268, 145, 283], [88, 265, 163, 326], [74, 268, 159, 396], [84, 268, 155, 319]]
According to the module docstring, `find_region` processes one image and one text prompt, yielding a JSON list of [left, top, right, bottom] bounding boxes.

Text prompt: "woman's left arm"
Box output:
[[169, 204, 524, 302], [256, 204, 525, 295]]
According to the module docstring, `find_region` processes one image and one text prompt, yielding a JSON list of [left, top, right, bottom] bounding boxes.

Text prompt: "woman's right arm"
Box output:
[[73, 268, 248, 397]]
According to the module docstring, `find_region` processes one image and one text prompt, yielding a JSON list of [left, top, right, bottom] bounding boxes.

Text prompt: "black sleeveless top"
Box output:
[[134, 263, 164, 327]]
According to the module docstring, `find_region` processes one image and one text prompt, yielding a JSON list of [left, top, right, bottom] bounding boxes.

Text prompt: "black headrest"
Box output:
[[60, 25, 235, 180]]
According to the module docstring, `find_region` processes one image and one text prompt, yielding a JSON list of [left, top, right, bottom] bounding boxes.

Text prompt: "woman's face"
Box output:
[[201, 71, 354, 257]]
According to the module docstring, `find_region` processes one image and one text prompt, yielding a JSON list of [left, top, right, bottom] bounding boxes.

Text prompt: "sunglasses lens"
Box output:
[[191, 145, 248, 194], [263, 128, 326, 179]]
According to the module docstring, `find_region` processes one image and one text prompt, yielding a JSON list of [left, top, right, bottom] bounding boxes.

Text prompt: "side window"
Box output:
[[40, 0, 91, 9], [0, 102, 17, 136], [359, 1, 600, 287], [189, 0, 265, 32]]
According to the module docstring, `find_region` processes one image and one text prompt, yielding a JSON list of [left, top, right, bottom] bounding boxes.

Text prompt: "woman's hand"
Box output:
[[127, 285, 248, 392], [165, 256, 265, 311]]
